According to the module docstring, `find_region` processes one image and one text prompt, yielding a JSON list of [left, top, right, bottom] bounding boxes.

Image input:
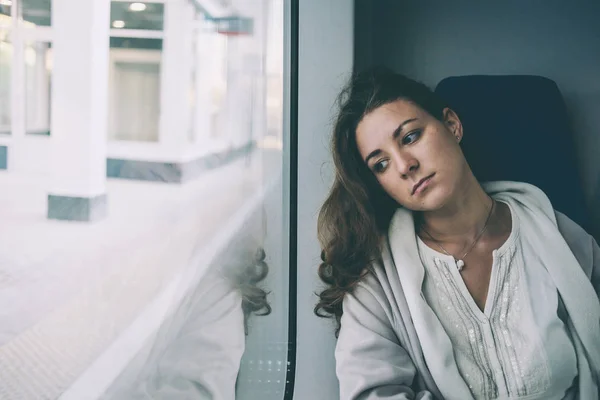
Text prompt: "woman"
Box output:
[[315, 67, 600, 400]]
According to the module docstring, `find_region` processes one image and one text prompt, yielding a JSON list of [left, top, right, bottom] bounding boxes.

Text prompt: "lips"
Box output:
[[412, 173, 435, 195]]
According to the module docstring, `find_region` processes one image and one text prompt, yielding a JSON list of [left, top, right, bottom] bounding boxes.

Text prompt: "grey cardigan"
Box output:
[[336, 183, 600, 400]]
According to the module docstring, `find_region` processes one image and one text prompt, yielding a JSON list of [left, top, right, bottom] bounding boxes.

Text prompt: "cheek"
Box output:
[[378, 174, 410, 202]]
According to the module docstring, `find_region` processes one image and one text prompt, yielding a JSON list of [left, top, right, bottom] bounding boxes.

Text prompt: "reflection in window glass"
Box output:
[[266, 0, 284, 148], [189, 21, 196, 142], [1, 0, 286, 399], [234, 0, 286, 398], [0, 31, 11, 134], [210, 26, 228, 139], [22, 0, 51, 27], [189, 14, 229, 144], [25, 41, 51, 135], [108, 38, 162, 142], [110, 1, 164, 31], [188, 15, 230, 144]]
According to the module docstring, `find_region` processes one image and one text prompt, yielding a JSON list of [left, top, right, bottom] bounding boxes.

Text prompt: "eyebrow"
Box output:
[[364, 118, 418, 164]]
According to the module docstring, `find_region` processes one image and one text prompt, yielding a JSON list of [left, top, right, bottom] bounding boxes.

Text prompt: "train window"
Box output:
[[0, 0, 291, 399]]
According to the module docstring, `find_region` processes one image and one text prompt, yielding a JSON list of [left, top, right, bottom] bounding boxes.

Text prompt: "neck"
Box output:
[[418, 174, 493, 242]]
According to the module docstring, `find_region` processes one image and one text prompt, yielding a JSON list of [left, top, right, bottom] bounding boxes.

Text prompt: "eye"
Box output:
[[402, 130, 422, 145], [373, 159, 389, 173]]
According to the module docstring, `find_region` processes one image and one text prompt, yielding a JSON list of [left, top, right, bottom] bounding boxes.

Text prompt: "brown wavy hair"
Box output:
[[234, 247, 271, 335], [314, 66, 448, 336]]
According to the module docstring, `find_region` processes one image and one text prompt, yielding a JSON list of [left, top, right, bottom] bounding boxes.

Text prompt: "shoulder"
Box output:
[[342, 262, 397, 323], [347, 268, 391, 311], [555, 210, 595, 277]]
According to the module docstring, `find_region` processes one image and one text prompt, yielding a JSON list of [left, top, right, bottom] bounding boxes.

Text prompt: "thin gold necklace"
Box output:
[[420, 199, 495, 271]]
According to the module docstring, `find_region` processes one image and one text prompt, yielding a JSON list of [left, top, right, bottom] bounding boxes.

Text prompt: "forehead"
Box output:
[[356, 99, 426, 148]]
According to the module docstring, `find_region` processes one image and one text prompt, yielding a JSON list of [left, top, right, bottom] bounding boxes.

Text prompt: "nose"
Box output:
[[394, 153, 419, 179]]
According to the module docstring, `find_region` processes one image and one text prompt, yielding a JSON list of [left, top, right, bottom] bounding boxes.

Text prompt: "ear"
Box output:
[[443, 107, 463, 143]]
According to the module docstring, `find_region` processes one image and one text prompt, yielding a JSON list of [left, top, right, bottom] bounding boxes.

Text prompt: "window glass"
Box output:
[[1, 1, 289, 399], [108, 38, 162, 142], [110, 2, 164, 31], [0, 31, 11, 134], [24, 41, 51, 135], [22, 0, 51, 27]]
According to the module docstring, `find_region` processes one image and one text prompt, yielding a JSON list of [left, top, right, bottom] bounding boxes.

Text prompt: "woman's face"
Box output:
[[355, 99, 469, 212]]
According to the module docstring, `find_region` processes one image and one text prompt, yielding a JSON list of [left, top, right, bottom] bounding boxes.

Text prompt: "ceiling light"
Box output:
[[112, 20, 125, 28], [129, 2, 147, 12]]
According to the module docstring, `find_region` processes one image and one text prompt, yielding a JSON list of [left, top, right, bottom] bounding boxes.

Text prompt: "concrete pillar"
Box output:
[[10, 1, 24, 140], [6, 1, 24, 173], [223, 0, 268, 148], [47, 0, 110, 221], [246, 0, 268, 145], [223, 36, 250, 148], [192, 17, 215, 145], [27, 42, 50, 133], [158, 0, 195, 158]]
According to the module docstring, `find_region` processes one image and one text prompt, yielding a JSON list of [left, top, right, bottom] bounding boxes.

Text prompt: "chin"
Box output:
[[404, 186, 450, 212]]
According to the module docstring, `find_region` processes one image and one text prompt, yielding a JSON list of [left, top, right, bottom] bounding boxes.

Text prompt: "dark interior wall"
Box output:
[[353, 0, 374, 73]]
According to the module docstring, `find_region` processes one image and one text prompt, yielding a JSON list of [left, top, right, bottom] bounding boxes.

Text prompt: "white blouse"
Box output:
[[417, 201, 578, 400]]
